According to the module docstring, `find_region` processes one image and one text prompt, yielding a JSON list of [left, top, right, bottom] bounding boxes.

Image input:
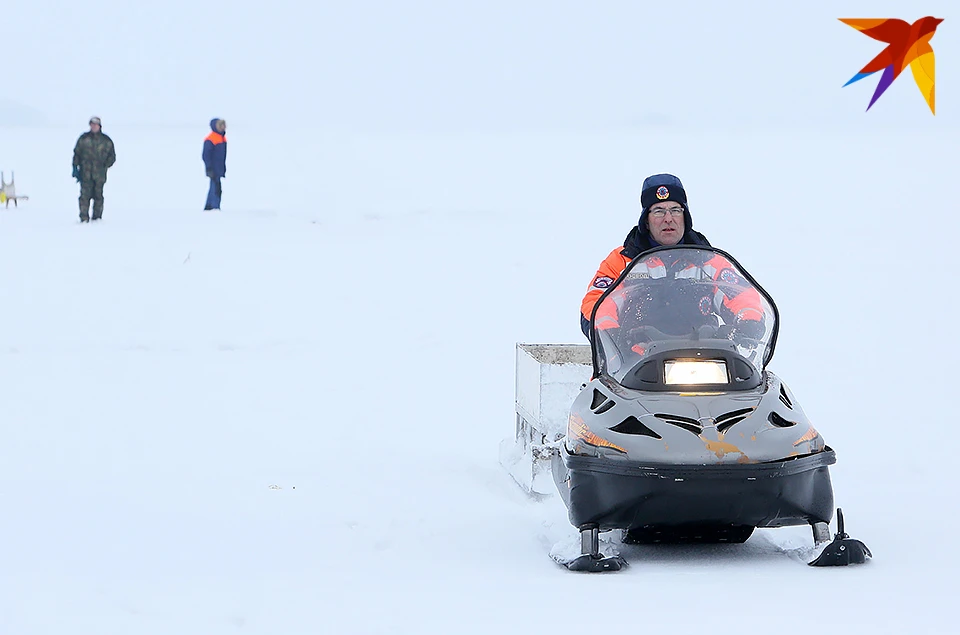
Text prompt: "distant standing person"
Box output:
[[72, 116, 116, 222], [202, 118, 227, 210]]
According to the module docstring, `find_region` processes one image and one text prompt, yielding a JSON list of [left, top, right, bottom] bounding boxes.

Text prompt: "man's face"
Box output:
[[216, 119, 226, 133], [647, 201, 685, 245], [90, 122, 101, 133]]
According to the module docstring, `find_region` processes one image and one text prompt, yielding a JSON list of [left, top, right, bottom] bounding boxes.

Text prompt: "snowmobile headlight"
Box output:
[[664, 360, 728, 385]]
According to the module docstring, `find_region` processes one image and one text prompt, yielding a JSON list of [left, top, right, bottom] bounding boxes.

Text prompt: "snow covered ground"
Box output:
[[1, 122, 956, 634], [2, 1, 959, 633]]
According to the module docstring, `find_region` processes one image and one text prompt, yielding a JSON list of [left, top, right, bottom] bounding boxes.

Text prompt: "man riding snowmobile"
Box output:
[[580, 173, 710, 338], [580, 173, 762, 345]]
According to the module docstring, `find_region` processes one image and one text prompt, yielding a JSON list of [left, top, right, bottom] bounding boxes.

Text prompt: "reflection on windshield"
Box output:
[[592, 247, 777, 382]]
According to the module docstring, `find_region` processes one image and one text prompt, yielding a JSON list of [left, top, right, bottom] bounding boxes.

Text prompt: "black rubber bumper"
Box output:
[[553, 447, 837, 531]]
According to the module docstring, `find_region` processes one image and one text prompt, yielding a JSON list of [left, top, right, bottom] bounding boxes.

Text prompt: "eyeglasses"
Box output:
[[649, 207, 684, 219]]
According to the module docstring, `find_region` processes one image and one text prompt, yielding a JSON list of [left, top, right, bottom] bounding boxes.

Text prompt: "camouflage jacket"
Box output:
[[73, 131, 116, 177]]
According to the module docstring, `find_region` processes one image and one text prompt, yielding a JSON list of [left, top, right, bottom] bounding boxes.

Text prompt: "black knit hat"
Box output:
[[638, 173, 693, 234]]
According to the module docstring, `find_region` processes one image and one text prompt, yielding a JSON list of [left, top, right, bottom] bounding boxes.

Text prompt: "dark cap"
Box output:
[[638, 173, 693, 234]]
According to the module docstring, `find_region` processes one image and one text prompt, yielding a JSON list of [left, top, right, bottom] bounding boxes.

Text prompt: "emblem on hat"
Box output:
[[656, 186, 670, 200]]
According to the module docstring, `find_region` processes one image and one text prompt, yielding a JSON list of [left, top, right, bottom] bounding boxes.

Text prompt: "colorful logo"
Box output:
[[592, 276, 613, 289], [840, 17, 943, 114], [656, 186, 670, 200]]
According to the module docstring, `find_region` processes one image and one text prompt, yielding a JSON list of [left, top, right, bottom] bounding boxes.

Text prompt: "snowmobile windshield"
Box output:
[[591, 246, 779, 387]]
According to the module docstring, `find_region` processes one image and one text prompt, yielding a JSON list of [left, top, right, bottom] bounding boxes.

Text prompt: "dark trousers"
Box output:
[[79, 175, 106, 220], [205, 177, 222, 210]]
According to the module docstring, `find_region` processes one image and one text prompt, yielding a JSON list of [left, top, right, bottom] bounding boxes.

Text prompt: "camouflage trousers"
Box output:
[[79, 174, 106, 220]]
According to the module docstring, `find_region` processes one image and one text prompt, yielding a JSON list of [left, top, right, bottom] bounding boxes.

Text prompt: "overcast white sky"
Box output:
[[2, 1, 955, 130]]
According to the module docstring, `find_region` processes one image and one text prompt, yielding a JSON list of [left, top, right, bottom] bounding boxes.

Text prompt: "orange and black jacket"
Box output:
[[202, 119, 227, 178], [580, 225, 714, 337]]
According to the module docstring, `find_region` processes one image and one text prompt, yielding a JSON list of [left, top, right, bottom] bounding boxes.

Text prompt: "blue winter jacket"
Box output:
[[202, 118, 227, 178]]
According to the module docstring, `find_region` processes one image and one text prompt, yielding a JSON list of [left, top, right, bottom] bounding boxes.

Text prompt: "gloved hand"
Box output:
[[72, 165, 81, 182], [736, 319, 764, 340], [717, 320, 764, 346]]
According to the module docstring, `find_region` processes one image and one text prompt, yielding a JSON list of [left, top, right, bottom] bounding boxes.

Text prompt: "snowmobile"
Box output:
[[503, 245, 871, 572]]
